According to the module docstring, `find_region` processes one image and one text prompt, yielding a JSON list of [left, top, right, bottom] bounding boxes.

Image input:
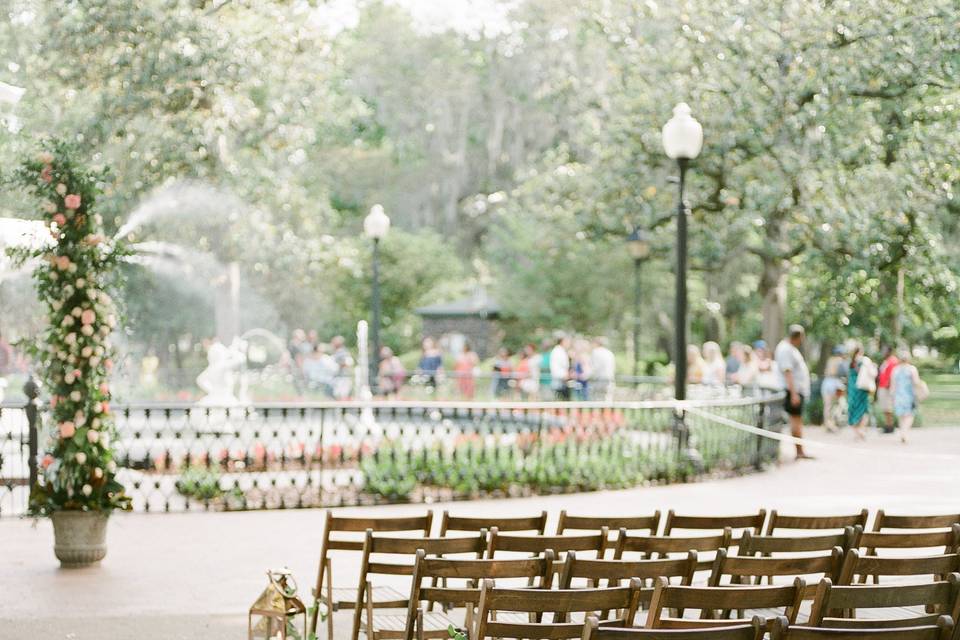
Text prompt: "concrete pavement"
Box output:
[[2, 425, 958, 639]]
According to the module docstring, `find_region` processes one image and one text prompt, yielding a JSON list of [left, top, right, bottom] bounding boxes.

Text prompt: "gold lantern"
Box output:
[[248, 568, 308, 640]]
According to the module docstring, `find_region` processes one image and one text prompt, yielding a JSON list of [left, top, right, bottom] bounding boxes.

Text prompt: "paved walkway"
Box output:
[[2, 425, 958, 639]]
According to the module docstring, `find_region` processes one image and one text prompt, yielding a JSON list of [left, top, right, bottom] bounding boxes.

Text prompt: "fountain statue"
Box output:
[[196, 337, 248, 406]]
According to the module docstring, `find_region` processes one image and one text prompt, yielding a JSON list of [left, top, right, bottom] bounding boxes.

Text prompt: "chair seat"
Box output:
[[325, 585, 408, 609], [361, 609, 457, 639]]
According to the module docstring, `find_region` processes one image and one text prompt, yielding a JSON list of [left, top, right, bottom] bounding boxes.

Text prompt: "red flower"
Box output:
[[39, 165, 53, 183]]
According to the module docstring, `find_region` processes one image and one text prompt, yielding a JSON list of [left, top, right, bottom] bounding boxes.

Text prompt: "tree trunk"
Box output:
[[760, 257, 788, 347]]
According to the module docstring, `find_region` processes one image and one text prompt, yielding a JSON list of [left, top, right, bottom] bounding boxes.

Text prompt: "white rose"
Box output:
[[87, 289, 97, 300], [49, 271, 59, 281], [107, 314, 116, 328], [67, 263, 77, 273], [93, 467, 103, 479], [51, 300, 62, 311], [94, 214, 103, 225], [71, 306, 82, 317], [92, 402, 103, 414], [55, 183, 67, 195], [81, 325, 94, 336], [70, 390, 81, 402], [100, 432, 110, 448], [107, 460, 117, 473], [57, 351, 67, 360], [64, 372, 75, 384], [64, 333, 77, 345], [91, 418, 101, 428], [95, 346, 104, 356], [89, 356, 101, 367], [87, 430, 100, 444], [75, 452, 87, 464], [99, 325, 110, 336], [61, 315, 74, 327], [81, 484, 92, 496], [75, 278, 85, 288], [43, 201, 57, 214], [81, 346, 92, 357]]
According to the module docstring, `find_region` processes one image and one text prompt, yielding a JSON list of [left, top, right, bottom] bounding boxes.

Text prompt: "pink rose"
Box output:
[[99, 382, 110, 395], [55, 255, 70, 270], [42, 454, 55, 468], [40, 165, 53, 183], [104, 358, 113, 371], [64, 194, 81, 210], [101, 401, 110, 414], [52, 214, 66, 227], [59, 421, 76, 438], [50, 395, 59, 409], [80, 309, 96, 325]]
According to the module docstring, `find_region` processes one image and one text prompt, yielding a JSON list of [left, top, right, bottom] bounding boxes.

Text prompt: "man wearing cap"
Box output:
[[775, 325, 813, 459]]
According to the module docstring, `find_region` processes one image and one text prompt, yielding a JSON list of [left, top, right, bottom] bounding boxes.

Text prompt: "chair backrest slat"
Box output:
[[441, 510, 548, 535], [488, 528, 608, 557], [709, 548, 843, 586], [739, 529, 857, 556], [838, 550, 960, 583], [663, 510, 766, 535], [616, 529, 733, 557], [557, 511, 661, 536], [858, 526, 960, 553], [873, 511, 960, 532], [582, 616, 764, 640], [765, 511, 869, 535]]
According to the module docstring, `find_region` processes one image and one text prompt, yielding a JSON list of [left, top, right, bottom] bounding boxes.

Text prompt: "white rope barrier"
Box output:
[[686, 406, 960, 462]]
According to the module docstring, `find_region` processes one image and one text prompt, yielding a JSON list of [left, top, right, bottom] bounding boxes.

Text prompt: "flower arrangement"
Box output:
[[9, 140, 130, 515]]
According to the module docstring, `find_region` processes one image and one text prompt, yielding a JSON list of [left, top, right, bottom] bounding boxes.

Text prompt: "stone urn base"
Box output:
[[51, 511, 109, 568]]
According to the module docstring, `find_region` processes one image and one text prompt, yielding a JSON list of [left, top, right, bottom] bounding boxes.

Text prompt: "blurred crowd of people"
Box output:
[[288, 329, 356, 399], [400, 334, 619, 401]]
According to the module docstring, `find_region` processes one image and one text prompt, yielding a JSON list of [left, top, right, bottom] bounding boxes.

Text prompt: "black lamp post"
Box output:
[[626, 227, 651, 379], [661, 103, 703, 403], [363, 204, 390, 395]]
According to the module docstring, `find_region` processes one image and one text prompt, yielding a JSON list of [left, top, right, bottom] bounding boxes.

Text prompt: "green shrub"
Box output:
[[175, 465, 224, 501]]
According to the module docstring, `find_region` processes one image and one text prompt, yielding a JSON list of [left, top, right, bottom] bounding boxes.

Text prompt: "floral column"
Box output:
[[12, 141, 129, 514]]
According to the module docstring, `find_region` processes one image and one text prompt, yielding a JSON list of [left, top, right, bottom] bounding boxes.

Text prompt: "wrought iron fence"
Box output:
[[1, 391, 784, 517]]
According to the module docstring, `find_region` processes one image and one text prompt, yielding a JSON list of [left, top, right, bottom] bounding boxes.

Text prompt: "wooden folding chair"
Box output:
[[558, 550, 698, 613], [837, 550, 960, 586], [615, 527, 733, 571], [352, 530, 488, 640], [557, 510, 662, 546], [475, 578, 643, 640], [765, 511, 869, 535], [645, 576, 806, 629], [403, 550, 556, 640], [769, 614, 955, 640], [808, 575, 960, 630], [582, 615, 765, 640], [439, 510, 549, 537], [312, 511, 434, 638], [663, 510, 766, 537]]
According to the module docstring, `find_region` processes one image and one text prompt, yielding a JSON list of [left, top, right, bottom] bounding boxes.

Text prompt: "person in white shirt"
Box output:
[[589, 336, 616, 401], [774, 324, 812, 460], [550, 335, 571, 400]]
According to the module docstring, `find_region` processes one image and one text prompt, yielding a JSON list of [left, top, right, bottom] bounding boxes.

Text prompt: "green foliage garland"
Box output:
[[10, 141, 130, 515]]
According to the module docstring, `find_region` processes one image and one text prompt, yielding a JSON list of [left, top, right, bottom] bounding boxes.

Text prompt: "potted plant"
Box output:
[[9, 141, 130, 567]]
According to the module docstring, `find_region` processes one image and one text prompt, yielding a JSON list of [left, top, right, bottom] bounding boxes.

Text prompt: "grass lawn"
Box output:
[[920, 373, 960, 427]]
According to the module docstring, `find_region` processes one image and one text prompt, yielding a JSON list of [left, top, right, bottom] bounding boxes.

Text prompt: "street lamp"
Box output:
[[662, 102, 702, 402], [626, 227, 651, 379], [363, 204, 390, 395]]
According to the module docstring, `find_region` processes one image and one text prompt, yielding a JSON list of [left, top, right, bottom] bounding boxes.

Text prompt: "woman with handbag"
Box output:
[[891, 349, 927, 444], [847, 343, 875, 441]]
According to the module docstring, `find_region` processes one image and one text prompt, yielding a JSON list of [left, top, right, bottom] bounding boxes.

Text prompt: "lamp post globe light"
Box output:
[[364, 204, 390, 395], [661, 102, 702, 403], [626, 227, 651, 379]]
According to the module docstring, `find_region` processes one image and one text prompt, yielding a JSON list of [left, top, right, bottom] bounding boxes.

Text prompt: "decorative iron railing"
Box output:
[[0, 393, 784, 517]]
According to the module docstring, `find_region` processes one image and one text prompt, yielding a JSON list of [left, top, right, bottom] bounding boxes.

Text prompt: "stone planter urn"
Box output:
[[51, 511, 109, 568]]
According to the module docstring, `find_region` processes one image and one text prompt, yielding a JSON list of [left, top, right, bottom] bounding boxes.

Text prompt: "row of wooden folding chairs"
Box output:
[[583, 615, 957, 640], [351, 528, 960, 640], [311, 509, 960, 637]]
